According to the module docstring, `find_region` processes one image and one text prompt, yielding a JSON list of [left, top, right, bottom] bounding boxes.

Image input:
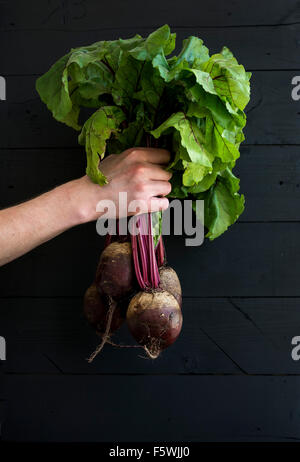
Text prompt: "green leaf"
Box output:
[[160, 37, 210, 83], [128, 25, 174, 61], [36, 43, 118, 130], [36, 25, 250, 240], [169, 171, 189, 198], [151, 211, 163, 246], [219, 166, 242, 194], [118, 35, 143, 51], [110, 120, 145, 153], [202, 48, 251, 110], [112, 52, 144, 108], [76, 62, 114, 99], [174, 36, 210, 67], [205, 116, 241, 162], [133, 62, 165, 124], [67, 48, 102, 70], [204, 170, 245, 240], [151, 112, 213, 167], [183, 162, 211, 186], [78, 106, 125, 185], [188, 158, 227, 194], [152, 52, 170, 81], [169, 131, 190, 170], [186, 85, 246, 131], [135, 101, 153, 131], [185, 69, 216, 94], [36, 53, 81, 130]]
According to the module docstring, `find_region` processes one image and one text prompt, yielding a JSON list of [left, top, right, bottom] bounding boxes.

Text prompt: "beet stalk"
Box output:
[[128, 212, 183, 358], [85, 223, 135, 362]]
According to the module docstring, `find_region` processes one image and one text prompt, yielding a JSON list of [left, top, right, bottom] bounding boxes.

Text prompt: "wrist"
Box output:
[[54, 178, 91, 227], [59, 176, 105, 226]]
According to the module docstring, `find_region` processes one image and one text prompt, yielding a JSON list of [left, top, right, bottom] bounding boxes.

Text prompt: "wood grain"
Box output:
[[1, 145, 299, 221], [1, 0, 299, 29], [1, 25, 300, 75], [0, 297, 299, 375], [1, 71, 299, 149], [0, 0, 299, 443], [0, 222, 299, 298], [2, 374, 300, 441]]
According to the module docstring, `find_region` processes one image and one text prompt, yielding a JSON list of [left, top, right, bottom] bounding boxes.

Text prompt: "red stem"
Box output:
[[105, 232, 112, 248], [137, 225, 149, 287], [131, 218, 146, 290], [148, 212, 160, 288], [130, 213, 161, 290], [156, 236, 165, 267]]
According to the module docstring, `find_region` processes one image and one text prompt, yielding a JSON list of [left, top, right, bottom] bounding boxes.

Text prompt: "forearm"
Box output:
[[0, 178, 89, 266], [0, 148, 171, 267]]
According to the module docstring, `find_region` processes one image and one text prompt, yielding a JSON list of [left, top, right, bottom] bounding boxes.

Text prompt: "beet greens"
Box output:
[[36, 24, 251, 239], [35, 25, 251, 360]]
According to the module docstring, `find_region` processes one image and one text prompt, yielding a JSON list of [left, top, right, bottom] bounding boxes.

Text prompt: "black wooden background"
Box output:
[[0, 0, 300, 443]]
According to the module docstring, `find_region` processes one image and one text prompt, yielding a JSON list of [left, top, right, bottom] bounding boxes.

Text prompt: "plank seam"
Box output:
[[1, 22, 300, 33], [0, 295, 300, 300], [3, 372, 300, 376], [1, 144, 300, 151]]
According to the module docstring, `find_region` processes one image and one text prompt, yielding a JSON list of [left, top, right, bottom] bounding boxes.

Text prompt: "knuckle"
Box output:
[[126, 148, 139, 160], [131, 162, 146, 177]]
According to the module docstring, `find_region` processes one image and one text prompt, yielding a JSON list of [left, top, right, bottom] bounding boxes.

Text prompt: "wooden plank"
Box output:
[[1, 0, 299, 29], [246, 71, 300, 145], [187, 297, 300, 375], [0, 362, 7, 439], [1, 145, 299, 221], [0, 148, 85, 209], [0, 222, 299, 298], [165, 223, 300, 297], [2, 375, 300, 441], [234, 145, 300, 221], [0, 297, 299, 375], [0, 76, 78, 149], [0, 71, 298, 148], [1, 25, 300, 75], [0, 297, 239, 375], [0, 400, 7, 439]]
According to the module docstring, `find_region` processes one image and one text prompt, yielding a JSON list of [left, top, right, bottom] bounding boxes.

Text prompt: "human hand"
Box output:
[[70, 147, 172, 223]]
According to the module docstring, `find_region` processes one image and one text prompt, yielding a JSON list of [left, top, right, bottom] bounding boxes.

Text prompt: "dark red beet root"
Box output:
[[159, 266, 182, 307], [96, 242, 134, 300], [126, 290, 183, 359], [83, 283, 124, 334]]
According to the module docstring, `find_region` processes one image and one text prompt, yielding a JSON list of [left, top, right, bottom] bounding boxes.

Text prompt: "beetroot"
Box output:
[[126, 290, 183, 359], [96, 241, 134, 300], [86, 214, 183, 363], [159, 266, 182, 307], [83, 283, 125, 334]]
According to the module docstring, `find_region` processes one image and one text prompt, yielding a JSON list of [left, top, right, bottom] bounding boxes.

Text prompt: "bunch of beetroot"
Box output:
[[84, 213, 182, 361]]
